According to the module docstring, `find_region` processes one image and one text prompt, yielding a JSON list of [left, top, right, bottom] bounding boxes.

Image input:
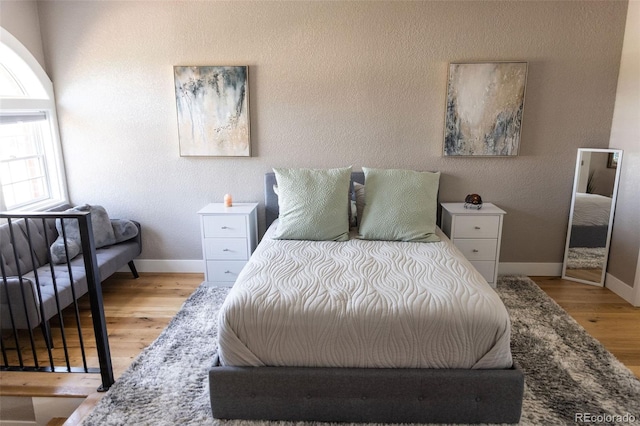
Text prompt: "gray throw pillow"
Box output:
[[273, 167, 352, 241], [50, 238, 82, 265], [358, 168, 441, 242], [111, 219, 139, 243], [50, 204, 122, 264]]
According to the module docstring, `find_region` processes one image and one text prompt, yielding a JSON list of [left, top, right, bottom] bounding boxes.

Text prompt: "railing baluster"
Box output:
[[38, 218, 57, 370], [0, 334, 9, 367], [55, 219, 73, 371], [64, 217, 89, 373], [6, 218, 39, 368], [0, 258, 21, 368], [23, 219, 55, 371], [78, 214, 114, 390]]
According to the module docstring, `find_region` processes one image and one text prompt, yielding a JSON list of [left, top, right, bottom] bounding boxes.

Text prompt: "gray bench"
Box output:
[[0, 204, 141, 336]]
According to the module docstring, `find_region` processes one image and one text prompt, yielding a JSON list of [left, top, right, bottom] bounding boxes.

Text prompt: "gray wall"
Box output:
[[3, 1, 629, 270]]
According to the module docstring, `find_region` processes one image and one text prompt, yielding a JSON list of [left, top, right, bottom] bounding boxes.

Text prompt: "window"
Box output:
[[0, 28, 67, 211], [1, 113, 50, 208]]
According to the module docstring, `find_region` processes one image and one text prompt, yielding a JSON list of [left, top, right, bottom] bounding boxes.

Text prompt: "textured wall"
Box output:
[[0, 0, 45, 69], [33, 1, 627, 264], [608, 0, 639, 288]]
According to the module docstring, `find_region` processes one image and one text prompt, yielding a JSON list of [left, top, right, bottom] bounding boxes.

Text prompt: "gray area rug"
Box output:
[[82, 276, 640, 425], [566, 247, 607, 270]]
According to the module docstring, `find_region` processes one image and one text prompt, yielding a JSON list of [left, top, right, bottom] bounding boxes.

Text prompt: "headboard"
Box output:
[[264, 171, 365, 229]]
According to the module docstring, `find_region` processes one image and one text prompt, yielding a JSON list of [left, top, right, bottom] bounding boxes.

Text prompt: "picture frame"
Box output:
[[443, 62, 528, 157], [174, 66, 250, 157]]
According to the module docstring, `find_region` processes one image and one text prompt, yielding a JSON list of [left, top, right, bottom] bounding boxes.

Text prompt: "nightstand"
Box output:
[[441, 203, 506, 287], [197, 203, 258, 287]]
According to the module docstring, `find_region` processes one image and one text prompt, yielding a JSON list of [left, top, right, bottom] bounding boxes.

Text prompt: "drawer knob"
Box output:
[[221, 226, 229, 229], [472, 249, 479, 253], [474, 226, 481, 230], [223, 248, 230, 252], [224, 270, 232, 274]]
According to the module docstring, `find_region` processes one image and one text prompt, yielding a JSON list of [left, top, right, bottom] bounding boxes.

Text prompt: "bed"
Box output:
[[209, 169, 524, 424], [569, 192, 612, 248]]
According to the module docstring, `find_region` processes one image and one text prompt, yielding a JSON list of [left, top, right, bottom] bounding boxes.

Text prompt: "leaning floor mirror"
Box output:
[[562, 148, 623, 286]]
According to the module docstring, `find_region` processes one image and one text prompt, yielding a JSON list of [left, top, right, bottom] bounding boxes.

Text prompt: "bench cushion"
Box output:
[[1, 209, 141, 330]]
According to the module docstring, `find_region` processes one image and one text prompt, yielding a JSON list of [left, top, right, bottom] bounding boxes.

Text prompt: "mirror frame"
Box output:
[[562, 148, 623, 286]]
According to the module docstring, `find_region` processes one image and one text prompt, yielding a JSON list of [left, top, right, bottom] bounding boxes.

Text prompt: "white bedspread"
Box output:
[[217, 226, 513, 370], [573, 193, 612, 226]]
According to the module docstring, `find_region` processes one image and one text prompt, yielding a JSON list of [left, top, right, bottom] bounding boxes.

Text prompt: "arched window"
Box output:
[[0, 27, 67, 211]]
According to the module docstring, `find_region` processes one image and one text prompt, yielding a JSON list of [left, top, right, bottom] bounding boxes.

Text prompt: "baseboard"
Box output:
[[605, 273, 639, 307], [122, 260, 561, 277], [499, 262, 562, 277]]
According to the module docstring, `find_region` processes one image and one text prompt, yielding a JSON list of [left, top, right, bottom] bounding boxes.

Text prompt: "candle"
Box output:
[[224, 194, 233, 207]]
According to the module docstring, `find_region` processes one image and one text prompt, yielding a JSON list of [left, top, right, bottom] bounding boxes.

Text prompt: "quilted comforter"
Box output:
[[217, 226, 512, 370], [573, 192, 612, 226]]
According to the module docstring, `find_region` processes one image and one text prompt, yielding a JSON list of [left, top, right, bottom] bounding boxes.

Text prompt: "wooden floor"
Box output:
[[0, 274, 638, 424], [0, 273, 203, 398], [534, 276, 640, 379], [563, 267, 603, 283]]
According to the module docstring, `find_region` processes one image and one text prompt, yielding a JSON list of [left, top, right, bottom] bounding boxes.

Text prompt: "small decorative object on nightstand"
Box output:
[[464, 193, 483, 209], [197, 203, 258, 287], [441, 202, 506, 287]]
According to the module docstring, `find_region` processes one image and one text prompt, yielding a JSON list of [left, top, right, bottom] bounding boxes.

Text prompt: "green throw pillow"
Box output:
[[273, 167, 352, 241], [358, 168, 440, 242]]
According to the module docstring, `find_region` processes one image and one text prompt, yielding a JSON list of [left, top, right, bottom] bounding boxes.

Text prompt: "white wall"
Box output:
[[0, 0, 45, 70], [25, 1, 628, 269], [608, 0, 640, 293]]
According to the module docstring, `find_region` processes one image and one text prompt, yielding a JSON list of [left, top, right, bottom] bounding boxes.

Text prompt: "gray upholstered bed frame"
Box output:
[[208, 172, 524, 424], [570, 225, 609, 248]]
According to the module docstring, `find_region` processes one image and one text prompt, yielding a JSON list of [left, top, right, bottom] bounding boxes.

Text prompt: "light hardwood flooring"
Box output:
[[0, 274, 638, 425], [534, 276, 640, 379], [0, 273, 202, 398], [563, 268, 604, 283]]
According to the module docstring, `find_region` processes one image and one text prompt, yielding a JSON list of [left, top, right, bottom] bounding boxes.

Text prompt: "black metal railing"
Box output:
[[0, 211, 114, 391]]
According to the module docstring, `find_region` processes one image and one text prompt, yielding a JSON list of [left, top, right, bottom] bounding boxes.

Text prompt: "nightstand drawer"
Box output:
[[470, 261, 496, 284], [454, 239, 498, 261], [203, 216, 247, 238], [204, 238, 248, 260], [452, 216, 500, 239], [206, 260, 247, 283]]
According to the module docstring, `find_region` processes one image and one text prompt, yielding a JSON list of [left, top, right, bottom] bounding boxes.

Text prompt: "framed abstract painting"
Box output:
[[443, 62, 527, 157], [174, 66, 250, 157]]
